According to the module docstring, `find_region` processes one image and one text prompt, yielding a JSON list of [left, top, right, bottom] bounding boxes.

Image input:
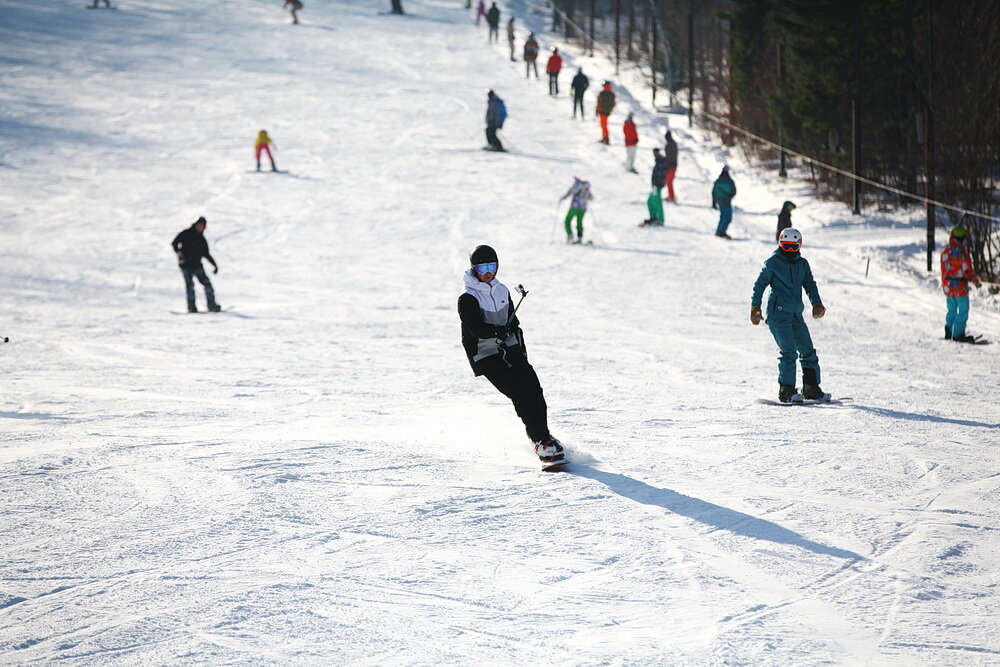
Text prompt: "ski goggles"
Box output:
[[474, 262, 498, 275], [778, 240, 801, 252]]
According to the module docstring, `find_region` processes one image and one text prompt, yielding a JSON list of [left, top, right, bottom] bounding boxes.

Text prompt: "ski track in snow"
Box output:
[[1, 0, 998, 663]]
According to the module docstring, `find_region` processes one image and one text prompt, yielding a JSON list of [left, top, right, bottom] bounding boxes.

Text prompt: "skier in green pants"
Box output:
[[643, 148, 666, 225], [559, 177, 592, 243]]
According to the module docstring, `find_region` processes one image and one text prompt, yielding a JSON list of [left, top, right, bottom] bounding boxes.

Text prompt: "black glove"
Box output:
[[495, 325, 511, 339], [212, 264, 219, 275]]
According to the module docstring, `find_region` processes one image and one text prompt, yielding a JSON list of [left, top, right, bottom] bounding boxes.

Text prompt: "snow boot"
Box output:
[[778, 384, 803, 403], [944, 326, 952, 340], [802, 384, 828, 401], [954, 333, 977, 343], [533, 437, 564, 462]]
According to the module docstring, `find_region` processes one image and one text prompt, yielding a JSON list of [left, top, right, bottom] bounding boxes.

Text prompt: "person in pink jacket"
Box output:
[[940, 223, 982, 342]]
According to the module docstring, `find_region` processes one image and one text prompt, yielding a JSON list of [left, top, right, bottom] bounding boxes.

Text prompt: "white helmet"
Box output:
[[778, 227, 802, 251]]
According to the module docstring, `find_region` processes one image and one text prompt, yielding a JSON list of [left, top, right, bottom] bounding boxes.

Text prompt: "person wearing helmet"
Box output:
[[940, 223, 982, 342], [711, 166, 736, 238], [750, 228, 828, 403], [595, 81, 616, 144], [775, 200, 796, 241], [254, 130, 278, 172], [546, 47, 562, 95], [171, 216, 221, 313], [458, 245, 563, 464]]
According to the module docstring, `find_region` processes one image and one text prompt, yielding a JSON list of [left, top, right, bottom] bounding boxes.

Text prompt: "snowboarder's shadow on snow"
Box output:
[[850, 405, 999, 430], [568, 466, 865, 561]]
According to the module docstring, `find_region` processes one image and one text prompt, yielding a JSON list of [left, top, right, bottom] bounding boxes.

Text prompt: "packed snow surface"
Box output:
[[1, 0, 999, 663]]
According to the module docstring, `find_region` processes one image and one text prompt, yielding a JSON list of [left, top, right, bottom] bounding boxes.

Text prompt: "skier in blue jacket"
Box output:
[[750, 228, 828, 403]]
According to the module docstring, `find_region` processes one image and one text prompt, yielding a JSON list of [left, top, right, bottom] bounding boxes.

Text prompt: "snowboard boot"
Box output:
[[778, 384, 802, 403], [944, 326, 952, 340], [188, 307, 198, 313], [953, 333, 977, 343], [533, 437, 565, 462], [208, 304, 222, 313], [802, 384, 829, 401]]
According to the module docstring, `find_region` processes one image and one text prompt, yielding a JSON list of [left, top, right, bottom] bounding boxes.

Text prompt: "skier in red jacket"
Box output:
[[623, 113, 639, 173], [545, 47, 562, 96]]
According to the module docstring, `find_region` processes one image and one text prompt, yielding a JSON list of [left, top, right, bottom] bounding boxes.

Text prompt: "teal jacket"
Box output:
[[751, 249, 822, 316]]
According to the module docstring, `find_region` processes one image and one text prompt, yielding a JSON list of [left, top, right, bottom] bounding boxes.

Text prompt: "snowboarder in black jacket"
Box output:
[[458, 245, 563, 464], [571, 68, 589, 119], [171, 216, 221, 313]]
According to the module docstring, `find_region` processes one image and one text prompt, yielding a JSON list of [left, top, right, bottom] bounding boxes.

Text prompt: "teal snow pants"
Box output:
[[767, 311, 820, 386]]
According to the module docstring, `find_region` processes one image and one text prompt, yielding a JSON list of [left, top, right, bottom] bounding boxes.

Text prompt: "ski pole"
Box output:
[[505, 283, 529, 326]]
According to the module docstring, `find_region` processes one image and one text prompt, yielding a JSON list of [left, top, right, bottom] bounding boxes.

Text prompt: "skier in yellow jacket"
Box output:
[[254, 130, 278, 172]]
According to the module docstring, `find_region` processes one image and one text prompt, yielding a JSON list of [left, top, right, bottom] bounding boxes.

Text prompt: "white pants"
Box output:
[[625, 145, 637, 171]]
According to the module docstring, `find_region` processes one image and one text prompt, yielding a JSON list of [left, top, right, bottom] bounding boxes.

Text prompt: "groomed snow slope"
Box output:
[[1, 0, 998, 663]]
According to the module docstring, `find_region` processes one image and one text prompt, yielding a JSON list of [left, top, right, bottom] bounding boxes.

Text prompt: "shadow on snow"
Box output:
[[850, 405, 999, 429], [569, 465, 865, 561]]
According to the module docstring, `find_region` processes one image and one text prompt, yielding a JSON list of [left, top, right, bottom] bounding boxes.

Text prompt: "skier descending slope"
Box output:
[[750, 228, 829, 403], [458, 245, 565, 468]]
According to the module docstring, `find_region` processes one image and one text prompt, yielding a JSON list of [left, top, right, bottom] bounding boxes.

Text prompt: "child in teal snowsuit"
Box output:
[[559, 177, 592, 243], [750, 228, 828, 403]]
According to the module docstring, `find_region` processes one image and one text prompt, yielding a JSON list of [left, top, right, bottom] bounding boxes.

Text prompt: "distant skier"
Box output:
[[643, 148, 666, 225], [940, 223, 982, 343], [663, 131, 678, 202], [282, 0, 302, 23], [523, 32, 539, 79], [623, 113, 639, 173], [171, 217, 221, 313], [545, 47, 562, 95], [475, 0, 485, 25], [506, 16, 516, 61], [750, 228, 828, 403], [254, 130, 278, 172], [486, 2, 500, 42], [485, 89, 506, 152], [775, 200, 796, 241], [595, 81, 616, 144], [559, 177, 593, 244], [89, 0, 111, 7], [458, 245, 564, 465], [711, 166, 736, 238], [570, 67, 589, 119]]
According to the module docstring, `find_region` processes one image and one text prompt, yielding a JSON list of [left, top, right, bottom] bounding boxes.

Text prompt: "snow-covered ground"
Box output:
[[1, 0, 998, 663]]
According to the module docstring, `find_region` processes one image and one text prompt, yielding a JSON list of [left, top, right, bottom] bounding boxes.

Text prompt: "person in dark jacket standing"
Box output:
[[711, 166, 736, 238], [663, 131, 678, 202], [458, 245, 564, 465], [570, 68, 589, 119], [595, 81, 616, 144], [775, 200, 796, 241], [523, 32, 539, 79], [751, 228, 828, 403], [486, 2, 500, 42], [643, 148, 666, 225], [171, 216, 221, 313], [485, 89, 505, 151]]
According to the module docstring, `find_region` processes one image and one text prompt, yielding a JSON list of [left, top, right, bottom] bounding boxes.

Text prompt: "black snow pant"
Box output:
[[488, 25, 499, 42], [181, 264, 217, 311], [573, 92, 585, 118], [486, 125, 503, 150], [548, 73, 559, 95], [525, 59, 538, 79], [479, 348, 549, 443]]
